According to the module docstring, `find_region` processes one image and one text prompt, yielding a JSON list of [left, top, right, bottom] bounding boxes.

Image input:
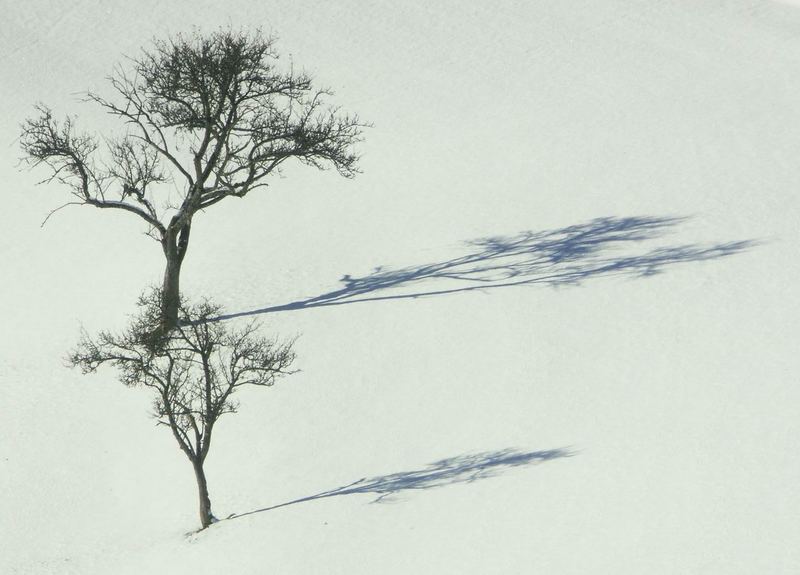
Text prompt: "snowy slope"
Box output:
[[2, 1, 800, 573]]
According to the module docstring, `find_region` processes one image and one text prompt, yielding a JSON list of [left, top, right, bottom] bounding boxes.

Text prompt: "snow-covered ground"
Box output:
[[3, 1, 800, 573]]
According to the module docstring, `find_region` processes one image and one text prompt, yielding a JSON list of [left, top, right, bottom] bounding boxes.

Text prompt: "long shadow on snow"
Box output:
[[226, 448, 572, 521], [214, 215, 755, 321]]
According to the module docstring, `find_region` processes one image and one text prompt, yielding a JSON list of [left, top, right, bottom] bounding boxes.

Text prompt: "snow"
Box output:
[[2, 1, 800, 573]]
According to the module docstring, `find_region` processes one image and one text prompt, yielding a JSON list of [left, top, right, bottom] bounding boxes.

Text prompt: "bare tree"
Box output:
[[21, 29, 366, 334], [69, 289, 296, 529]]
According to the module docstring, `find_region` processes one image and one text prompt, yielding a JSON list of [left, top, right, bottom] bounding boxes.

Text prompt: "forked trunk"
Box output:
[[192, 459, 214, 529]]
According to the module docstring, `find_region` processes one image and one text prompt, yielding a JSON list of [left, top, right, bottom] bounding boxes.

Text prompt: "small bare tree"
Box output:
[[21, 29, 366, 333], [69, 290, 296, 529]]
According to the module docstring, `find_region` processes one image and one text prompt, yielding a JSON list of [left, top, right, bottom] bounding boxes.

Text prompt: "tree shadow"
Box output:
[[214, 215, 756, 321], [225, 447, 572, 521]]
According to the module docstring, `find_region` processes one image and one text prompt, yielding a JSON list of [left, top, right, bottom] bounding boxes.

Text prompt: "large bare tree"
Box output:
[[21, 29, 366, 334], [69, 289, 296, 529]]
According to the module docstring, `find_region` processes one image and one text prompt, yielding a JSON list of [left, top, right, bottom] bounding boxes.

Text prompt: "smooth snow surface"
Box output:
[[2, 1, 800, 573]]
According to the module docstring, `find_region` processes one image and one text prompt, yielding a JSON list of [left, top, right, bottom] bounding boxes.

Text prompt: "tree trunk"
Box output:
[[192, 459, 214, 529], [162, 251, 183, 331], [160, 222, 191, 333]]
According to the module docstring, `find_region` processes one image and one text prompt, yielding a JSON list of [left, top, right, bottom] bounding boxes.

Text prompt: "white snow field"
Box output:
[[2, 1, 800, 573]]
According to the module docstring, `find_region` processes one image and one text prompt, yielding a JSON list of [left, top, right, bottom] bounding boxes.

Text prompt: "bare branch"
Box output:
[[21, 105, 168, 235], [40, 201, 84, 227]]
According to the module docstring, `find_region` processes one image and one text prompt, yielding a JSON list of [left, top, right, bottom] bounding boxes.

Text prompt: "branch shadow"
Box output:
[[214, 215, 756, 321], [225, 447, 572, 521]]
